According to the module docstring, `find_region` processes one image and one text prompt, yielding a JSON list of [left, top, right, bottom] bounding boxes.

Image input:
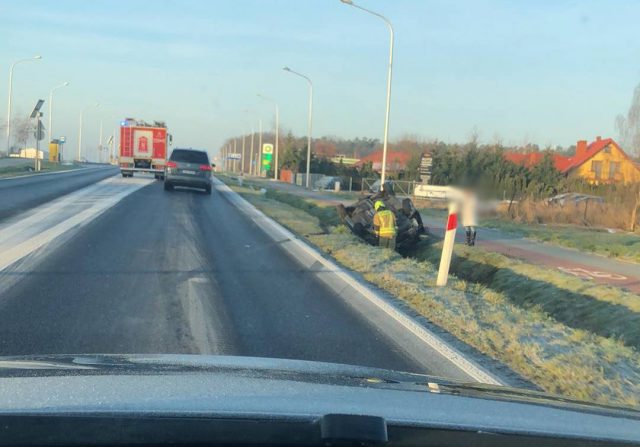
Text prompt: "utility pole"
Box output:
[[282, 67, 313, 187], [258, 118, 263, 177], [339, 0, 394, 189], [257, 94, 279, 180], [241, 134, 246, 174], [250, 128, 255, 176], [99, 121, 103, 163], [35, 112, 42, 171], [6, 56, 42, 154], [234, 138, 238, 173]]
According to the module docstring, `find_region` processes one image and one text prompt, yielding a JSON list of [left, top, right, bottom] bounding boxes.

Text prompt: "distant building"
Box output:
[[504, 137, 640, 184], [330, 154, 360, 166], [16, 148, 46, 160], [356, 150, 412, 172]]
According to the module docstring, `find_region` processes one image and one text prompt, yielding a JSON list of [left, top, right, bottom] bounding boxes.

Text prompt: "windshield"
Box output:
[[170, 150, 209, 164], [1, 0, 639, 418]]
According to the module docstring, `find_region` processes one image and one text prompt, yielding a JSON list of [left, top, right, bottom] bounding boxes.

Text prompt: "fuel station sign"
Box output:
[[262, 143, 273, 173]]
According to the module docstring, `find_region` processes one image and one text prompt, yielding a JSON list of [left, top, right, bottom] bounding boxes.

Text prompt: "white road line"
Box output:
[[214, 178, 504, 386], [0, 176, 153, 272]]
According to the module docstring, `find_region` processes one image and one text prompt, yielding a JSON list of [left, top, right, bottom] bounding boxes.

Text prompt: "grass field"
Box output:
[[220, 177, 640, 408]]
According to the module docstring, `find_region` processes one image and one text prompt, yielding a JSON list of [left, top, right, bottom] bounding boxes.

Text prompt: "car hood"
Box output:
[[0, 354, 638, 443], [0, 354, 636, 417]]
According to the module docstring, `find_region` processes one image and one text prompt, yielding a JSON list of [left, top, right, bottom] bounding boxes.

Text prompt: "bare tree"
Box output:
[[467, 126, 481, 149], [616, 83, 640, 156], [0, 119, 6, 157], [12, 116, 32, 153]]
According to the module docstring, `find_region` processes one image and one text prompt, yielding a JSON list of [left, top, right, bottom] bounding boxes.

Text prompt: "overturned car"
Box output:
[[336, 191, 427, 250]]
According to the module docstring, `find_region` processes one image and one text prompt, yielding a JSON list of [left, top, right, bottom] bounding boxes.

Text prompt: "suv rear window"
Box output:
[[170, 150, 209, 164]]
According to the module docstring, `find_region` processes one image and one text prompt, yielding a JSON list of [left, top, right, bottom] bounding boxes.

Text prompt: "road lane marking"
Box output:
[[0, 176, 153, 273], [557, 267, 628, 281], [213, 178, 505, 386]]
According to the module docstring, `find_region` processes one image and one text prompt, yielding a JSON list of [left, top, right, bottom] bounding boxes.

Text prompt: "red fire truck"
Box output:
[[119, 118, 172, 179]]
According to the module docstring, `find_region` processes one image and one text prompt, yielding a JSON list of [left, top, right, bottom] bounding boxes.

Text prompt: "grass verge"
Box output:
[[220, 176, 640, 408], [412, 240, 640, 350], [0, 161, 82, 178]]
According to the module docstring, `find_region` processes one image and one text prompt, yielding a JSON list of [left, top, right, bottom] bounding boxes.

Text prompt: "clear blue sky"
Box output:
[[2, 0, 640, 161]]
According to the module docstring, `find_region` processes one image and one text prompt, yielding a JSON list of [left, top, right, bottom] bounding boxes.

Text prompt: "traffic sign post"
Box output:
[[29, 100, 45, 171]]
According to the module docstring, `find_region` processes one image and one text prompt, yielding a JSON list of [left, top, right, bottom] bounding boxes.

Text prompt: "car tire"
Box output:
[[205, 184, 212, 195], [164, 182, 173, 191]]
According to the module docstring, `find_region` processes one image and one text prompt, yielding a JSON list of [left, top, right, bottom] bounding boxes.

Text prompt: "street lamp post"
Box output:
[[257, 94, 280, 180], [258, 118, 262, 177], [283, 67, 313, 188], [48, 81, 69, 147], [233, 138, 238, 173], [340, 0, 394, 188], [77, 102, 100, 162], [99, 120, 103, 163], [241, 133, 246, 174], [6, 55, 42, 153], [249, 127, 255, 176]]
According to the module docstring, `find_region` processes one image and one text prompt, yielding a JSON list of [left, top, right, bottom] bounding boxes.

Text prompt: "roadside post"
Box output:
[[29, 99, 45, 172], [436, 200, 458, 287]]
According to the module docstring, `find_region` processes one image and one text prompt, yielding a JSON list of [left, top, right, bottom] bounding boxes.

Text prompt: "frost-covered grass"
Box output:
[[221, 178, 640, 408], [413, 241, 640, 350]]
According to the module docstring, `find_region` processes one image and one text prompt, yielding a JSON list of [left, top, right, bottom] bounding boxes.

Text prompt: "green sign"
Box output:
[[262, 143, 274, 172]]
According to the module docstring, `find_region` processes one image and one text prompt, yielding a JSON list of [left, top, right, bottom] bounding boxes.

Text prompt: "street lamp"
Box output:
[[77, 102, 100, 162], [257, 93, 280, 180], [6, 55, 42, 153], [283, 66, 313, 188], [340, 0, 394, 188], [48, 81, 69, 146]]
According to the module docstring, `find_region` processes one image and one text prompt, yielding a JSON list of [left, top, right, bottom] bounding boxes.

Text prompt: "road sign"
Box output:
[[262, 143, 273, 154], [59, 136, 66, 143], [419, 154, 432, 183], [33, 120, 45, 141], [228, 153, 241, 160]]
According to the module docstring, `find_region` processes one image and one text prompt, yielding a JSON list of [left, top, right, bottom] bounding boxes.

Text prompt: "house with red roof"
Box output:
[[357, 150, 412, 173], [505, 137, 640, 184]]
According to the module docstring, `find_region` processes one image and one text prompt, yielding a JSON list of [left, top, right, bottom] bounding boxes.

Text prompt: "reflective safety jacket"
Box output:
[[373, 209, 397, 238]]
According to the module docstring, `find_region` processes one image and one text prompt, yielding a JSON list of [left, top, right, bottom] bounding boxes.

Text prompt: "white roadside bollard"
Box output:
[[436, 200, 459, 287]]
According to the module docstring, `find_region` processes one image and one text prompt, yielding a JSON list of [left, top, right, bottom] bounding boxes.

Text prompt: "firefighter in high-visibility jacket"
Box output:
[[373, 200, 397, 250]]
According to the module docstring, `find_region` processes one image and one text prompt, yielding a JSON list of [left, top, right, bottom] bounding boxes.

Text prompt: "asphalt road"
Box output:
[[0, 175, 450, 377], [0, 165, 119, 220]]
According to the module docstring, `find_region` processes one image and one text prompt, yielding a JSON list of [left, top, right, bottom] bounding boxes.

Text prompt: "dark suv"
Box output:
[[164, 149, 213, 194]]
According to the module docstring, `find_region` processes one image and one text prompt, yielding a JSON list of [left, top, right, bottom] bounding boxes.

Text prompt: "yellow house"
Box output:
[[562, 137, 640, 184]]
